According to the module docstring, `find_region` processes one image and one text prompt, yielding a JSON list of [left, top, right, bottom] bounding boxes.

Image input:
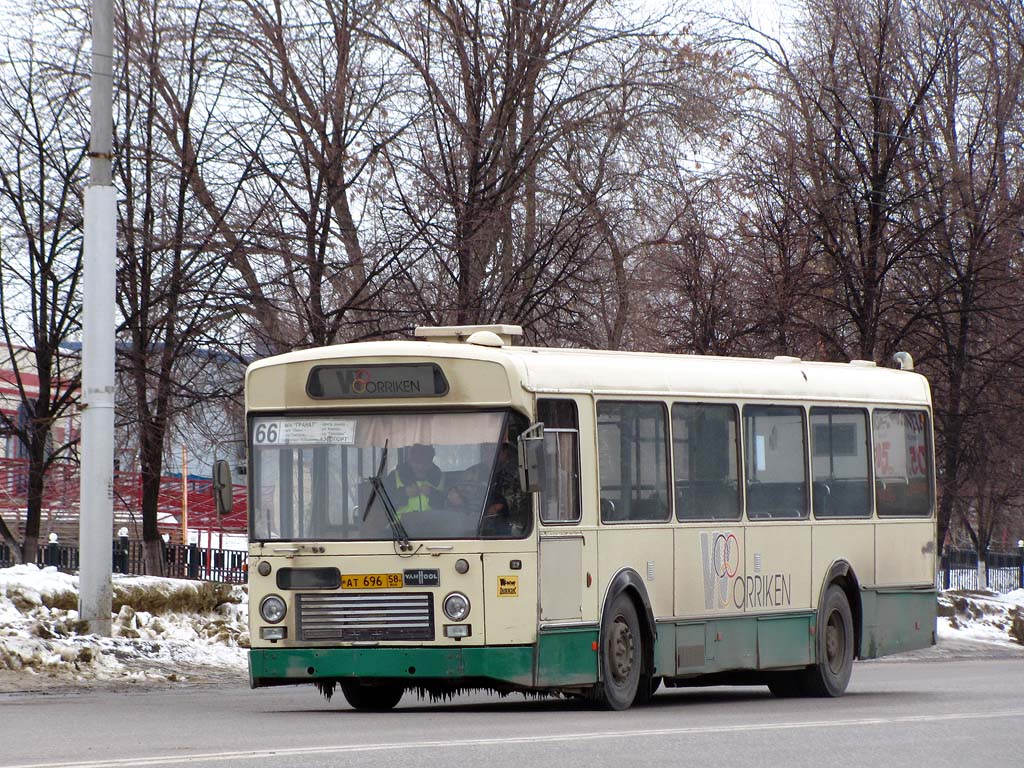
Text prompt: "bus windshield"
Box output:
[[250, 410, 530, 541]]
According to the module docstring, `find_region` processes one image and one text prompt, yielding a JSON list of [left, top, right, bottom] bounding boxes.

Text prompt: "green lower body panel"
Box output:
[[757, 613, 814, 668], [860, 587, 937, 659], [251, 631, 601, 690], [250, 646, 535, 688], [656, 613, 814, 677], [536, 626, 599, 686]]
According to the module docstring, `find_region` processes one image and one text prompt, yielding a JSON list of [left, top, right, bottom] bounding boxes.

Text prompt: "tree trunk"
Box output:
[[0, 515, 22, 563], [139, 430, 166, 576], [142, 538, 165, 578], [21, 533, 39, 566], [21, 431, 47, 565]]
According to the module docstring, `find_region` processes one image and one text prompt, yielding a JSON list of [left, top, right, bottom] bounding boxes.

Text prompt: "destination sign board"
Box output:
[[307, 364, 449, 399], [252, 418, 355, 445]]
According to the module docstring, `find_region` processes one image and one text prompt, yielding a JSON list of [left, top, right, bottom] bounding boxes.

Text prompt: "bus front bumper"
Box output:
[[249, 646, 535, 689], [249, 628, 599, 690]]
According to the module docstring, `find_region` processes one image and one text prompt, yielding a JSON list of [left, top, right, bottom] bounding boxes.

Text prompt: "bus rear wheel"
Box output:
[[591, 593, 644, 710], [340, 681, 404, 711], [800, 584, 854, 697]]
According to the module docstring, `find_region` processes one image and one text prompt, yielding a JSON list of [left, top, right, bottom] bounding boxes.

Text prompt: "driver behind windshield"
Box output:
[[387, 443, 445, 516]]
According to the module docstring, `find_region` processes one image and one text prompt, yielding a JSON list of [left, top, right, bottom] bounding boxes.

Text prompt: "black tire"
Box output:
[[633, 675, 662, 707], [766, 671, 804, 698], [590, 593, 644, 710], [799, 584, 854, 697], [340, 681, 404, 711]]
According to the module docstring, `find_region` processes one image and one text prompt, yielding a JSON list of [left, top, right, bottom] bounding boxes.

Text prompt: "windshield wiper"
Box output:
[[361, 442, 412, 552]]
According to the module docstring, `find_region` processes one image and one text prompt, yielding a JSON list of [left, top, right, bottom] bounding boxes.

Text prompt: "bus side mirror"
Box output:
[[213, 459, 234, 518], [518, 423, 545, 493]]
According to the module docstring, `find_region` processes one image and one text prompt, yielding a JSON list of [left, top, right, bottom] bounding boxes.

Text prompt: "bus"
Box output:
[[242, 325, 936, 710]]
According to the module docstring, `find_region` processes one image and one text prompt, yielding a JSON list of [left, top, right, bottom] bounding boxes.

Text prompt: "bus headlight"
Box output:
[[260, 594, 287, 624], [443, 592, 471, 621]]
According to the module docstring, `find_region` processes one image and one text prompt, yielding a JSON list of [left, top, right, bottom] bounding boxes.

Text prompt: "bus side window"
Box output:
[[597, 401, 671, 523], [810, 407, 871, 518], [673, 403, 741, 521], [743, 404, 808, 519], [872, 409, 933, 517], [537, 399, 581, 524]]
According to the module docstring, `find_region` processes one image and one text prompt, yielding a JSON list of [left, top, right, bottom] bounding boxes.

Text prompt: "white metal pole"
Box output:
[[181, 444, 188, 545], [78, 0, 116, 636]]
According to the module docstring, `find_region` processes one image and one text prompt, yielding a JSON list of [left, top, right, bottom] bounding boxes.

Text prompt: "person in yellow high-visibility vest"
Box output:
[[389, 443, 445, 516]]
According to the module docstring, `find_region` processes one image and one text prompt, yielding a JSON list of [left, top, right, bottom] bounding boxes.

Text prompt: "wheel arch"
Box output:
[[819, 560, 863, 660], [601, 568, 657, 677]]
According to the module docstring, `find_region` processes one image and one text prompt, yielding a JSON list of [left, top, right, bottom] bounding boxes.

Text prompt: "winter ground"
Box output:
[[0, 565, 1021, 694], [0, 565, 248, 692]]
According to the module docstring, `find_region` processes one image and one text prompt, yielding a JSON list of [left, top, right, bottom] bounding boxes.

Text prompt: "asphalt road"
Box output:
[[2, 658, 1022, 768]]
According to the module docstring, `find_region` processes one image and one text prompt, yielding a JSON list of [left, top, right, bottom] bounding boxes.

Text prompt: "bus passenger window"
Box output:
[[598, 401, 670, 522], [743, 405, 808, 519], [672, 403, 741, 521], [810, 408, 871, 518], [537, 399, 581, 524], [872, 409, 932, 517], [540, 403, 581, 524]]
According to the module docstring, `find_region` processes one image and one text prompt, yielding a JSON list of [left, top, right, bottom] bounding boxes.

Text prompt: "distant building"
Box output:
[[0, 343, 248, 540]]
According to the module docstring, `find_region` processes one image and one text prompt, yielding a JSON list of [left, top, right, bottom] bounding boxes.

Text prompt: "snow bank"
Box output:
[[937, 588, 1024, 648], [0, 565, 248, 690]]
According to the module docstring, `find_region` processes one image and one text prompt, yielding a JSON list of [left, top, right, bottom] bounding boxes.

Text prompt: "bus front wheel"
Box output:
[[591, 593, 644, 710], [340, 681, 404, 711], [800, 584, 854, 697]]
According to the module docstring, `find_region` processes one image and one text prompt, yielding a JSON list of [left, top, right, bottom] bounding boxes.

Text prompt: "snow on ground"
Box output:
[[0, 565, 1021, 692], [937, 588, 1024, 648], [0, 565, 248, 692]]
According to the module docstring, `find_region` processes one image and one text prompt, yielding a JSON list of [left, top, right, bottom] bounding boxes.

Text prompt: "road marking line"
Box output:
[[11, 709, 1024, 768]]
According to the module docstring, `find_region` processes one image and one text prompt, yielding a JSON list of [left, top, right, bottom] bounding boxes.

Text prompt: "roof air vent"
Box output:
[[414, 325, 523, 345], [466, 330, 504, 348]]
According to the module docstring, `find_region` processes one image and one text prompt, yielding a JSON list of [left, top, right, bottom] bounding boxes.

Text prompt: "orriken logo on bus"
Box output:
[[307, 364, 448, 399], [700, 531, 793, 610]]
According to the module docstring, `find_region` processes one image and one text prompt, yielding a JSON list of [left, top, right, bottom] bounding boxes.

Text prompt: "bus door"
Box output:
[[536, 399, 586, 622]]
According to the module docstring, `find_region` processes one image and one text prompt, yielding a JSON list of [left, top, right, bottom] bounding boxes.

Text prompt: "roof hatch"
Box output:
[[414, 325, 523, 347]]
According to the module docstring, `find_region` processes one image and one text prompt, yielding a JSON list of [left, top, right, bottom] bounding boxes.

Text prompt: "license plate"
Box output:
[[341, 573, 403, 589]]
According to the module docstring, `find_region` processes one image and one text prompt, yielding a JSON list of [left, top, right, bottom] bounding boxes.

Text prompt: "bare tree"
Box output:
[[0, 30, 86, 563], [903, 0, 1024, 558], [113, 0, 245, 574], [735, 0, 957, 361], [224, 0, 411, 346]]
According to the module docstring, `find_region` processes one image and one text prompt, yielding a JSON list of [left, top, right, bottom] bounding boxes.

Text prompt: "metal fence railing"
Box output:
[[938, 547, 1024, 593], [0, 538, 247, 584]]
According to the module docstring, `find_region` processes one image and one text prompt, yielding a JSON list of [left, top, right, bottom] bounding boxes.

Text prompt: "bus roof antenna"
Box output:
[[892, 351, 914, 371]]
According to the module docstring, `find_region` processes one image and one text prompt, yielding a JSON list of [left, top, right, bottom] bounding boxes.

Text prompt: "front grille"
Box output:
[[296, 592, 434, 642]]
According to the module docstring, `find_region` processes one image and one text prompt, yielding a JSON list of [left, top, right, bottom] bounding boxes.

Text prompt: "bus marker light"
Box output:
[[444, 624, 472, 639], [260, 626, 287, 641], [509, 559, 522, 570], [592, 641, 598, 651], [257, 561, 272, 577], [455, 559, 470, 574]]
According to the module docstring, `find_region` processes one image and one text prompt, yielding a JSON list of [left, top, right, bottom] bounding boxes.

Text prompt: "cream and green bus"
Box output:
[[244, 325, 936, 710]]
